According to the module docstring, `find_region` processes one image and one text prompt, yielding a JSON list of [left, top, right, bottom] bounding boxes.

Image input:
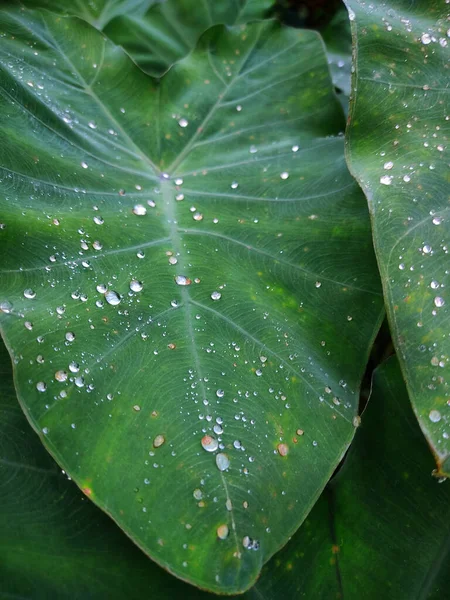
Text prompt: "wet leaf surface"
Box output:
[[345, 0, 450, 475], [0, 8, 383, 592]]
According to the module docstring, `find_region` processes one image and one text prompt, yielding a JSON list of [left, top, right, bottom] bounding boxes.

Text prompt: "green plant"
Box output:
[[0, 0, 448, 597]]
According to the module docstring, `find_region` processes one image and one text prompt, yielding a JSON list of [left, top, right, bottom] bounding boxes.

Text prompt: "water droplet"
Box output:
[[292, 145, 299, 152], [42, 427, 49, 435], [133, 204, 147, 216], [105, 290, 121, 306], [133, 404, 141, 412], [211, 291, 221, 301], [280, 172, 289, 180], [216, 453, 230, 471], [383, 161, 394, 170], [24, 321, 33, 330], [69, 361, 79, 373], [153, 434, 165, 448], [81, 161, 88, 169], [433, 216, 442, 225], [93, 215, 104, 225], [201, 435, 218, 452], [24, 288, 36, 299], [55, 370, 68, 382], [130, 280, 143, 292], [380, 175, 392, 185], [193, 488, 203, 500], [434, 296, 445, 307], [178, 118, 188, 128], [193, 212, 203, 221], [421, 33, 432, 45], [231, 181, 239, 189], [277, 443, 289, 456], [175, 275, 191, 286], [217, 524, 229, 540], [96, 283, 107, 293], [429, 409, 441, 423], [65, 332, 75, 342], [0, 301, 13, 314], [216, 389, 224, 398]]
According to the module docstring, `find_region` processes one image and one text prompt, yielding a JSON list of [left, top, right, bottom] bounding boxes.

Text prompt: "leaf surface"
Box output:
[[0, 8, 383, 592], [344, 0, 450, 475]]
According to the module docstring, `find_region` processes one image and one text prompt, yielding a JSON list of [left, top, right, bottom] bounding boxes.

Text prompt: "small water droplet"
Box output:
[[429, 409, 441, 423], [178, 118, 188, 128], [277, 443, 289, 456], [133, 204, 147, 216], [217, 524, 229, 540], [130, 280, 143, 292], [36, 381, 47, 392], [211, 291, 221, 301], [175, 275, 191, 286], [153, 434, 165, 448], [55, 370, 68, 382], [24, 289, 36, 299]]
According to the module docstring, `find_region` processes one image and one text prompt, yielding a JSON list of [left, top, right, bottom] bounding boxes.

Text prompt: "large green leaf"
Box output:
[[344, 0, 450, 476], [0, 8, 383, 593], [1, 331, 334, 598]]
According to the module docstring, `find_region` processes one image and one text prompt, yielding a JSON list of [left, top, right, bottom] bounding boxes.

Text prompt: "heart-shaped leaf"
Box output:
[[344, 0, 450, 475], [0, 8, 383, 593]]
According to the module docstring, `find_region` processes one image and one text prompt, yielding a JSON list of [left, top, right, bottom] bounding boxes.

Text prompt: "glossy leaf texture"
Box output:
[[344, 0, 450, 476], [0, 8, 383, 593], [6, 0, 156, 29], [6, 328, 450, 599], [104, 0, 274, 76], [0, 339, 195, 599], [246, 357, 450, 599]]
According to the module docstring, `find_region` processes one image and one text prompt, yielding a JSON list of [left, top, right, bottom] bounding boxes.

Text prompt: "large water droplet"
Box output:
[[105, 291, 121, 306], [216, 453, 230, 471], [201, 435, 218, 452]]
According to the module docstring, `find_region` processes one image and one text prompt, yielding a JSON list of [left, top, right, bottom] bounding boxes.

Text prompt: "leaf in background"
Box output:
[[12, 0, 274, 76], [104, 0, 274, 76], [8, 0, 156, 29], [344, 0, 450, 475], [0, 8, 383, 593], [321, 5, 352, 112]]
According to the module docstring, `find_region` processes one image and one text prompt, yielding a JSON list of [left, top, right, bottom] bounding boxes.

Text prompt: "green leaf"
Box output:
[[0, 8, 383, 593], [104, 0, 274, 76], [0, 338, 197, 599], [344, 0, 450, 476], [245, 356, 450, 599], [321, 6, 352, 100], [13, 0, 274, 76]]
